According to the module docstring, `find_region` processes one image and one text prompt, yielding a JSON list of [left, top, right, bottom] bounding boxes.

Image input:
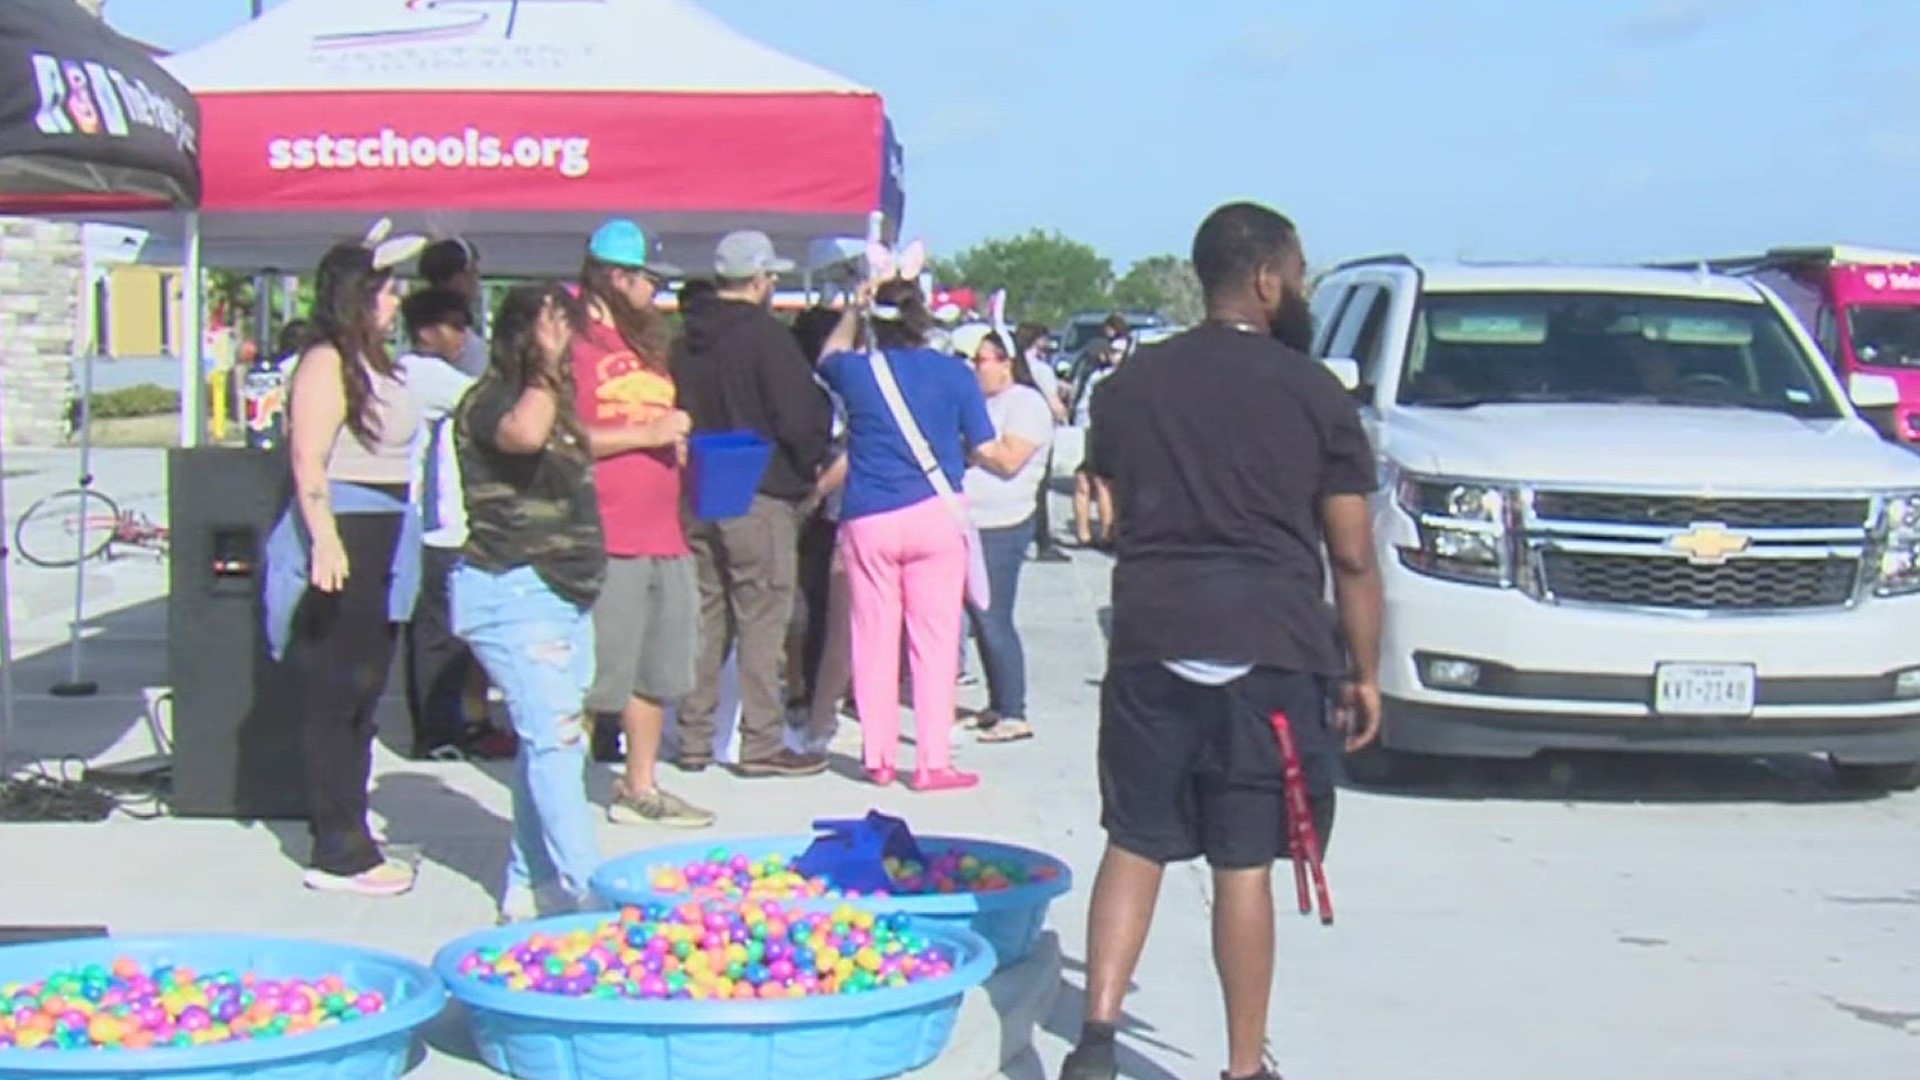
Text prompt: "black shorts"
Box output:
[[1099, 663, 1340, 870]]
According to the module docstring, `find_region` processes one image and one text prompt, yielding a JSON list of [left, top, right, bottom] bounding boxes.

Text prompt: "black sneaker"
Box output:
[[1222, 1070, 1282, 1080], [1059, 1041, 1117, 1080], [1031, 547, 1073, 563]]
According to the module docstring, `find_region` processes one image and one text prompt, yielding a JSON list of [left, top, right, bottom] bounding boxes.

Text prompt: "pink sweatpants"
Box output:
[[839, 497, 968, 773]]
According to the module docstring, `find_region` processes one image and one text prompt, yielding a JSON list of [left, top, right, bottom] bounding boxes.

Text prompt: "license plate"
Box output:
[[1653, 663, 1757, 717]]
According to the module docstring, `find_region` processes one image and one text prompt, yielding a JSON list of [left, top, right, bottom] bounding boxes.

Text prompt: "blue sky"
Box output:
[[106, 0, 1920, 271]]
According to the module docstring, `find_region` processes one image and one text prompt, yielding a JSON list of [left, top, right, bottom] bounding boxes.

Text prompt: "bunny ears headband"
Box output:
[[361, 217, 428, 273], [865, 239, 928, 321]]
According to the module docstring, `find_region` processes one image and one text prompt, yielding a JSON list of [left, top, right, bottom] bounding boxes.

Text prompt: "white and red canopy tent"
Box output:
[[126, 0, 905, 275]]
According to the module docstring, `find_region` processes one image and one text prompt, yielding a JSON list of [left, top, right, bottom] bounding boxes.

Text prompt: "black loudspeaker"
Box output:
[[167, 448, 306, 819]]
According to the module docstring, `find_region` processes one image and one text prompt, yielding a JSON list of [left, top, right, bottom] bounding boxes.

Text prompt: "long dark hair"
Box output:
[[792, 305, 841, 362], [578, 257, 669, 369], [489, 282, 588, 446], [980, 330, 1038, 390], [1013, 322, 1049, 358], [871, 279, 935, 351], [309, 244, 394, 448]]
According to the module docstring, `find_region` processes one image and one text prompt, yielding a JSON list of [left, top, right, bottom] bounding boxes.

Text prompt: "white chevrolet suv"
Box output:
[[1310, 256, 1920, 790]]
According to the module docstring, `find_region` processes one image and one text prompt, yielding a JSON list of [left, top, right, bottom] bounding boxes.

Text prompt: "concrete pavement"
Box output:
[[1, 449, 1916, 1079]]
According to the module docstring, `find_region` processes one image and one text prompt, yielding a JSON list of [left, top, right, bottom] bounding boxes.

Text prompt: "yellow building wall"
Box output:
[[104, 265, 181, 357]]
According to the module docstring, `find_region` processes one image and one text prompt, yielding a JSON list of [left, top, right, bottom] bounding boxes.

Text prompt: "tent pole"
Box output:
[[51, 252, 101, 699], [180, 211, 204, 448], [253, 271, 271, 360], [0, 396, 14, 770]]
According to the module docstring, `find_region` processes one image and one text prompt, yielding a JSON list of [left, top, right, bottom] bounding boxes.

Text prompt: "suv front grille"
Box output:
[[1540, 552, 1858, 610], [1531, 492, 1869, 530]]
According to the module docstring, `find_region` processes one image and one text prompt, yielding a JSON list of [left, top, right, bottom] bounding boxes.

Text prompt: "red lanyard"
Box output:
[[1270, 710, 1334, 926]]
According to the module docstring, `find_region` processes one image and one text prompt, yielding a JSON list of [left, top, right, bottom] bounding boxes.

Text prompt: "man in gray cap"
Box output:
[[673, 230, 834, 777]]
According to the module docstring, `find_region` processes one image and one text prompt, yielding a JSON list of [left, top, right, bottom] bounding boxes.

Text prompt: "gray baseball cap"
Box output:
[[714, 230, 796, 278]]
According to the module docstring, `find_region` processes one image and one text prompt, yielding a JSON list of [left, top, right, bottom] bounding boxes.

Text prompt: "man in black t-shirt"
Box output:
[[1060, 203, 1385, 1080]]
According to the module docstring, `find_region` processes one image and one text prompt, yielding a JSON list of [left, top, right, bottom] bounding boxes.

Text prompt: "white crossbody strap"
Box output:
[[867, 349, 968, 524]]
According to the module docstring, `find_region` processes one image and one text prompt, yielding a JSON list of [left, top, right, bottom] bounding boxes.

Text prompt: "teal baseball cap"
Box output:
[[587, 219, 682, 278]]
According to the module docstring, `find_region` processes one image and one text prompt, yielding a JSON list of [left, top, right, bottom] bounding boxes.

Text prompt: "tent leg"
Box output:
[[180, 211, 204, 449], [0, 408, 14, 770], [253, 271, 271, 360], [51, 253, 100, 699]]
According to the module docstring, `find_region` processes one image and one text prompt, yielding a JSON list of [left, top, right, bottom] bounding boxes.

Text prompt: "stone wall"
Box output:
[[0, 0, 100, 446], [0, 222, 82, 447]]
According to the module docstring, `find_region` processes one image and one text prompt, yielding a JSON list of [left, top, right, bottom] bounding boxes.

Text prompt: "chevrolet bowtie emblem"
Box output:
[[1668, 523, 1751, 565]]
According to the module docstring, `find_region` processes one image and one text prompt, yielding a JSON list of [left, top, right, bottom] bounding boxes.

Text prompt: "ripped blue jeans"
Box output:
[[450, 563, 600, 902]]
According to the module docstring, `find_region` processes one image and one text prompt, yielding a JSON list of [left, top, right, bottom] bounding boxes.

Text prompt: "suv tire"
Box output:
[[1344, 745, 1425, 788], [1832, 759, 1920, 792]]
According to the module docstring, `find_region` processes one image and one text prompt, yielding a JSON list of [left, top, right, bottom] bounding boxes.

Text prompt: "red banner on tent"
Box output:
[[200, 90, 886, 214]]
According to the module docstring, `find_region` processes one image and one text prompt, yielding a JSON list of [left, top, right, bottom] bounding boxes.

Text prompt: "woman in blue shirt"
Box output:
[[818, 279, 1024, 791]]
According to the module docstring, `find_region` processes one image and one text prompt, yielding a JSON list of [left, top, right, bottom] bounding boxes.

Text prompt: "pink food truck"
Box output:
[[1657, 246, 1920, 444]]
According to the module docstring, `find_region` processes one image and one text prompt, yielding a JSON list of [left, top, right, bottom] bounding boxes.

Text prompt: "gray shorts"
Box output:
[[586, 555, 699, 712]]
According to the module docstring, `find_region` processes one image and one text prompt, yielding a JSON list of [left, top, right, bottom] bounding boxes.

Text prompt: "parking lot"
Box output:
[[1, 449, 1915, 1079]]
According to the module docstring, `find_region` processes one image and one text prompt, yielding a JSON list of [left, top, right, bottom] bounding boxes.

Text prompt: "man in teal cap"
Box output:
[[569, 219, 717, 829]]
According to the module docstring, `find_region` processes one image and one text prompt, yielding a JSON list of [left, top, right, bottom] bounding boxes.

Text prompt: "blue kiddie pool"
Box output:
[[0, 934, 447, 1080], [434, 912, 995, 1080], [590, 822, 1073, 972]]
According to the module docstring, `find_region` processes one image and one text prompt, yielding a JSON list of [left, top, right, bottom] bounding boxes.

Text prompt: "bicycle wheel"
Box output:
[[13, 489, 120, 568]]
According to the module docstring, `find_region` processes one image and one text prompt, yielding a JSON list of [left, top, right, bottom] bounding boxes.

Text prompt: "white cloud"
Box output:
[[1220, 22, 1301, 76], [1609, 0, 1745, 45], [1570, 61, 1657, 99], [1602, 164, 1664, 195], [1862, 133, 1920, 165], [910, 102, 1007, 154]]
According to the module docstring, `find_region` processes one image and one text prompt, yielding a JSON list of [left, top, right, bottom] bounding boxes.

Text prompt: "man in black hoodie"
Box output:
[[674, 231, 834, 777]]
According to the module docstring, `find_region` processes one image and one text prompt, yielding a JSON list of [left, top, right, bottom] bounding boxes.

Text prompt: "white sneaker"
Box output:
[[497, 882, 581, 924], [303, 859, 415, 897], [827, 723, 863, 756]]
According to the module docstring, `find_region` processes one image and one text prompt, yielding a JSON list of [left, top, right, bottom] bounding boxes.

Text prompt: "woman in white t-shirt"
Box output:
[[956, 326, 1054, 743]]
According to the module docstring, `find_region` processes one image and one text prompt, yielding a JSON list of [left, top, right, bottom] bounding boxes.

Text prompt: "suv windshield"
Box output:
[[1847, 304, 1920, 368], [1397, 292, 1842, 418], [1061, 322, 1108, 356], [1060, 314, 1163, 357]]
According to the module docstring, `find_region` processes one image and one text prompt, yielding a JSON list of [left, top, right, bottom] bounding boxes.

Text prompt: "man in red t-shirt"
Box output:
[[571, 219, 714, 829]]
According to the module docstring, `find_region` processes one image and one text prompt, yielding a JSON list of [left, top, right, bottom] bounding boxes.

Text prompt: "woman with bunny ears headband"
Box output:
[[812, 242, 1034, 790], [269, 217, 428, 898]]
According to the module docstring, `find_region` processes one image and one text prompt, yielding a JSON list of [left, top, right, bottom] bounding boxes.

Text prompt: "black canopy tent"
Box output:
[[0, 0, 200, 214], [0, 0, 202, 769]]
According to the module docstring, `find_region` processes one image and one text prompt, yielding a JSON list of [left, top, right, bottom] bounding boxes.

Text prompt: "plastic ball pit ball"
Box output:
[[434, 908, 997, 1080], [645, 847, 1058, 903], [454, 903, 957, 1002], [0, 959, 387, 1051], [593, 836, 1074, 971], [0, 935, 447, 1080]]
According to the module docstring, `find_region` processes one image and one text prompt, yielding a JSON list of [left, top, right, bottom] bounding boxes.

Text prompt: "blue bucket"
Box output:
[[687, 431, 774, 521], [0, 934, 447, 1080]]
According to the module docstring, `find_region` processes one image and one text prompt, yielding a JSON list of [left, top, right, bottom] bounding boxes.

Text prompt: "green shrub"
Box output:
[[88, 384, 180, 419]]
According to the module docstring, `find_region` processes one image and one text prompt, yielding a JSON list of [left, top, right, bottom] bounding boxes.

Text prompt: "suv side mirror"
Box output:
[[1849, 372, 1901, 410], [1322, 357, 1361, 392]]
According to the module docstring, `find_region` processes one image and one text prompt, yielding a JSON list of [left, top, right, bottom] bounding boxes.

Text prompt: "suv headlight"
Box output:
[[1874, 491, 1920, 596], [1394, 474, 1517, 586]]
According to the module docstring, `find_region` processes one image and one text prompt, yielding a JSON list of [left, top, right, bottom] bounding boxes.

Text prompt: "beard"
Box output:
[[1269, 290, 1315, 353]]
